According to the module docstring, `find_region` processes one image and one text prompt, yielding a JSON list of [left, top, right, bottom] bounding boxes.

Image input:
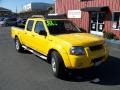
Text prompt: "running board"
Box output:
[[22, 45, 47, 60]]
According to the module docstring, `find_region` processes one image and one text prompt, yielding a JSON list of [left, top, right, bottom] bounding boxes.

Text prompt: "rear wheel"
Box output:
[[51, 51, 65, 78], [15, 37, 24, 52]]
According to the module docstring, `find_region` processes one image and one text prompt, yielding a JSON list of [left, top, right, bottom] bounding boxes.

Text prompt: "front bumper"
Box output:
[[66, 46, 109, 69]]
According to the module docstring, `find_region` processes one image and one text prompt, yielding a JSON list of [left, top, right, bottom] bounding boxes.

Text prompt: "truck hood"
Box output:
[[55, 33, 104, 47]]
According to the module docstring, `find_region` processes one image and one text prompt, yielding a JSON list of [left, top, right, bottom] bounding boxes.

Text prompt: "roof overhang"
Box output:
[[0, 7, 11, 12], [81, 6, 109, 12]]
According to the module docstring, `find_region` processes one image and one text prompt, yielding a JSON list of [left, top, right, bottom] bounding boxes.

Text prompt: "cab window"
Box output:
[[27, 20, 34, 31], [34, 21, 46, 35]]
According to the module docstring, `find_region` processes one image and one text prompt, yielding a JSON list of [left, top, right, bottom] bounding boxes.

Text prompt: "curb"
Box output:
[[106, 40, 120, 50]]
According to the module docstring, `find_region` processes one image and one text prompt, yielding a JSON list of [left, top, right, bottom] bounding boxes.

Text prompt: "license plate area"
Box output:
[[95, 60, 103, 66], [92, 56, 104, 66]]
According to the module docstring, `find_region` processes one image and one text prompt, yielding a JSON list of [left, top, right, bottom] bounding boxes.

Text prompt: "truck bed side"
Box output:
[[11, 26, 25, 43]]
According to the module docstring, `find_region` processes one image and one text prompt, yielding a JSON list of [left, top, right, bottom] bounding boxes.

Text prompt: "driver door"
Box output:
[[32, 21, 50, 55]]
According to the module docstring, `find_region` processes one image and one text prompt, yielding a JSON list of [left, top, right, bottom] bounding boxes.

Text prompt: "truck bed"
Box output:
[[15, 25, 25, 29], [11, 25, 25, 39]]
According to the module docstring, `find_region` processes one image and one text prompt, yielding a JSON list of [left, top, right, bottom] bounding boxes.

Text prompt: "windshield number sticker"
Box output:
[[46, 21, 58, 26]]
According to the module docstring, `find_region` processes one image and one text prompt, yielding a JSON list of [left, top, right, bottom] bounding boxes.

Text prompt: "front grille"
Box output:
[[89, 45, 103, 51]]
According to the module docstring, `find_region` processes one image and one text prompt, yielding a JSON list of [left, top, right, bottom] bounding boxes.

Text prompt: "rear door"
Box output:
[[23, 20, 35, 48]]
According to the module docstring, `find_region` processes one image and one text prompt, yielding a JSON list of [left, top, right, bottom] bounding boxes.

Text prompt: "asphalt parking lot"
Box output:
[[0, 27, 120, 90]]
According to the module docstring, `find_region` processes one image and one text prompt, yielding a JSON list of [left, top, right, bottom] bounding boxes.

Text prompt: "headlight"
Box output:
[[70, 46, 85, 55]]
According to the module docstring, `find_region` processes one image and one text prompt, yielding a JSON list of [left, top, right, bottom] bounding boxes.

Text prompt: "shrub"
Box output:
[[113, 36, 119, 40], [104, 32, 119, 40]]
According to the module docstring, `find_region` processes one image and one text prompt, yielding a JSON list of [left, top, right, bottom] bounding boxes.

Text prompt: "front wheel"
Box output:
[[15, 37, 24, 52], [51, 51, 65, 78]]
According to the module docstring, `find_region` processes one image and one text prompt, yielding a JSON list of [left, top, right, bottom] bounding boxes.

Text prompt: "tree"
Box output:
[[47, 4, 55, 13]]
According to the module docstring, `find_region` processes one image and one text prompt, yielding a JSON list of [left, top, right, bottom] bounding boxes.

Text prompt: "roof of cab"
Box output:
[[30, 14, 67, 20]]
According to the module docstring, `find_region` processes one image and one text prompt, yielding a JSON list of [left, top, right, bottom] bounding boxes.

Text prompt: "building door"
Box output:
[[90, 12, 104, 36]]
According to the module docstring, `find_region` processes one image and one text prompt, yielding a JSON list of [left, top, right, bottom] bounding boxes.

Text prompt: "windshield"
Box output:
[[45, 20, 81, 35]]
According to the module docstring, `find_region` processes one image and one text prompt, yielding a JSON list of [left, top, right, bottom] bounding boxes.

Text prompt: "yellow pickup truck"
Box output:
[[11, 15, 108, 77]]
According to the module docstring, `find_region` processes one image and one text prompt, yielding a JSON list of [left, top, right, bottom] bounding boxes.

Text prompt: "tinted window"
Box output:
[[0, 17, 5, 21], [27, 20, 34, 31], [34, 21, 45, 34], [6, 18, 17, 21], [10, 18, 17, 21]]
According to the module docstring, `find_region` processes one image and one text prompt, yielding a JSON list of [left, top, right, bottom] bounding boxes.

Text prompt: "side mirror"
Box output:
[[39, 30, 47, 36]]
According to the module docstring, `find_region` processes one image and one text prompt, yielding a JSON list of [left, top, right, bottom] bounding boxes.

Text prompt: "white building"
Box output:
[[23, 2, 52, 12]]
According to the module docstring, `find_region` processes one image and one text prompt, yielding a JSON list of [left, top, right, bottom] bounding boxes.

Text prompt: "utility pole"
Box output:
[[16, 6, 17, 13], [15, 6, 18, 17]]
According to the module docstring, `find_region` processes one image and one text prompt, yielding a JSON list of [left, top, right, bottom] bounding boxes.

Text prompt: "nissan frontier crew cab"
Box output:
[[11, 15, 109, 77]]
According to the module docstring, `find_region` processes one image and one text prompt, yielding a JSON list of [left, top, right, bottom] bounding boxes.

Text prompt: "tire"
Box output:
[[15, 37, 24, 52], [51, 51, 65, 78]]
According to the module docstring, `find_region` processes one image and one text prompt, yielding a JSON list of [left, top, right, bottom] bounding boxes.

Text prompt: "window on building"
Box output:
[[112, 12, 120, 30]]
